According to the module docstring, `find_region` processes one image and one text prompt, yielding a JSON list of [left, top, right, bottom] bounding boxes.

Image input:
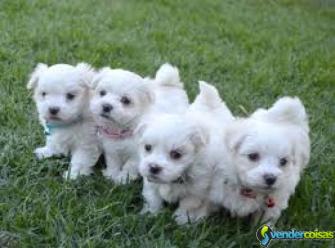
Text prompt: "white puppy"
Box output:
[[89, 63, 188, 184], [28, 63, 101, 179], [139, 81, 234, 224], [210, 97, 310, 225]]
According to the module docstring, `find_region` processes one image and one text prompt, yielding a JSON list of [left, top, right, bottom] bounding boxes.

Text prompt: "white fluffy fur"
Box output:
[[28, 63, 101, 179], [145, 63, 189, 115], [89, 63, 189, 184], [139, 81, 234, 224], [28, 61, 311, 226], [210, 97, 310, 225]]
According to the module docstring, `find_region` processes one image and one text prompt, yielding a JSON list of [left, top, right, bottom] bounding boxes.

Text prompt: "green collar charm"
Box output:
[[44, 117, 83, 136]]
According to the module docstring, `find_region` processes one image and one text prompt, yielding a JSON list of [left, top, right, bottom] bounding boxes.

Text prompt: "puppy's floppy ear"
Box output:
[[140, 79, 155, 106], [134, 121, 148, 138], [89, 67, 111, 89], [27, 63, 48, 90], [225, 123, 247, 152], [290, 129, 310, 169], [75, 62, 96, 88], [190, 124, 210, 151], [256, 97, 309, 132]]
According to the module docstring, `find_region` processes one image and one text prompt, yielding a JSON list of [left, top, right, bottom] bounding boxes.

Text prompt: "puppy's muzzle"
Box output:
[[49, 107, 60, 115], [102, 104, 113, 113], [148, 163, 162, 175], [263, 174, 277, 186]]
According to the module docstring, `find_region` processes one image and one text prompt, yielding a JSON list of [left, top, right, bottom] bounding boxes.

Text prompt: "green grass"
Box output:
[[1, 0, 334, 247]]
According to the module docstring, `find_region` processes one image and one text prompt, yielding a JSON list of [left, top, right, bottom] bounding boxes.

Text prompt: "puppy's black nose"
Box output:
[[102, 104, 113, 113], [49, 107, 60, 115], [149, 163, 162, 175], [264, 174, 277, 186]]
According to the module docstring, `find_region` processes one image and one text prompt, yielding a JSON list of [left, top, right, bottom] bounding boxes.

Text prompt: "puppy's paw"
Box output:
[[127, 170, 139, 181], [114, 174, 128, 185], [174, 207, 206, 225], [63, 170, 78, 180], [140, 203, 161, 215], [63, 167, 93, 180], [114, 173, 131, 185], [114, 171, 139, 185], [34, 147, 54, 160], [173, 208, 190, 225], [140, 206, 151, 215], [102, 168, 119, 181]]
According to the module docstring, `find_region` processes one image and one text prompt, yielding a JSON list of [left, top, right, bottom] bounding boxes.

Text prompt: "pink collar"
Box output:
[[240, 188, 257, 199], [240, 187, 275, 208], [97, 126, 133, 140]]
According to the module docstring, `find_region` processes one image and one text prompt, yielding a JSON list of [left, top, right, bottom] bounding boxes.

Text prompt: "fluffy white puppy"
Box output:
[[27, 63, 101, 179], [89, 63, 189, 184], [210, 97, 310, 225], [139, 81, 234, 224]]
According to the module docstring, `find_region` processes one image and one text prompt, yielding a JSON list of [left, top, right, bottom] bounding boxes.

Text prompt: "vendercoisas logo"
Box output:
[[256, 225, 273, 247], [256, 224, 334, 247]]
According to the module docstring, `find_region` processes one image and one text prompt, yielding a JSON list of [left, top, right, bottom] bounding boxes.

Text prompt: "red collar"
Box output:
[[265, 197, 275, 208], [97, 126, 133, 140], [240, 187, 275, 208]]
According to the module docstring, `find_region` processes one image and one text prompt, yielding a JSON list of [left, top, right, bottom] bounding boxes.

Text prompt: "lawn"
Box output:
[[0, 0, 334, 247]]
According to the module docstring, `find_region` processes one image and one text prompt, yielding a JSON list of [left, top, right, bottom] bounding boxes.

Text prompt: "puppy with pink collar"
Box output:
[[89, 64, 189, 184]]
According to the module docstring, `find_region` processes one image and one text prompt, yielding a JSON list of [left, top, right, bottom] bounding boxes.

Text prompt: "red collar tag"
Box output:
[[265, 197, 275, 208], [240, 188, 275, 208]]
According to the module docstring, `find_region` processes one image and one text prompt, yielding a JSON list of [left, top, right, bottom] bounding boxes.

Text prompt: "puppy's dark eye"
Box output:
[[248, 153, 260, 162], [144, 144, 152, 152], [120, 96, 131, 105], [41, 92, 47, 97], [66, 93, 75, 100], [170, 150, 182, 160], [279, 158, 288, 167], [100, 90, 106, 97]]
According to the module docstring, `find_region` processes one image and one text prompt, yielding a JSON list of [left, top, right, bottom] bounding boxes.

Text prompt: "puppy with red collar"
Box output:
[[210, 97, 310, 225]]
